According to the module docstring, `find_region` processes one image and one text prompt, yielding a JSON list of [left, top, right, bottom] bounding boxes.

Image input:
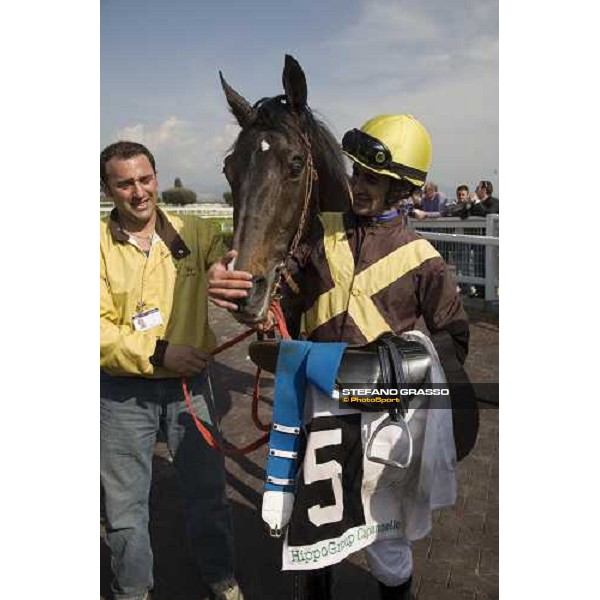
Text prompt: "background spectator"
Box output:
[[467, 180, 499, 298], [410, 185, 422, 207], [456, 184, 470, 204], [446, 185, 474, 294], [412, 182, 448, 219], [445, 184, 472, 219], [471, 180, 499, 215], [401, 185, 422, 218]]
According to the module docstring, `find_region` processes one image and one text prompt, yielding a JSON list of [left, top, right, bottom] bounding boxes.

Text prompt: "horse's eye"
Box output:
[[290, 158, 304, 177]]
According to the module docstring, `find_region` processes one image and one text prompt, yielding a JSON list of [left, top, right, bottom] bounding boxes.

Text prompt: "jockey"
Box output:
[[282, 114, 469, 355], [209, 114, 472, 600]]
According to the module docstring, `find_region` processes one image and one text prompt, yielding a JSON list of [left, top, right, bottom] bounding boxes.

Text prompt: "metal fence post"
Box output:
[[485, 214, 498, 301]]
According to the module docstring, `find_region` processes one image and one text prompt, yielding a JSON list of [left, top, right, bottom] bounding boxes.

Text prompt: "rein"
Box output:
[[182, 299, 291, 456]]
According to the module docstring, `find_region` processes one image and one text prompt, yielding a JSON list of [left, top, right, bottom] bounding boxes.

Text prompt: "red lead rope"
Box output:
[[182, 299, 291, 456]]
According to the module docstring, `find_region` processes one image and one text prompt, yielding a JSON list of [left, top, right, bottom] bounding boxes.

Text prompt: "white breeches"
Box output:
[[365, 538, 413, 586]]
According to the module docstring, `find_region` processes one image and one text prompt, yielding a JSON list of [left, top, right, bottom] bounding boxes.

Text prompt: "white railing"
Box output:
[[408, 215, 499, 302], [100, 203, 234, 231], [100, 203, 233, 217], [99, 204, 499, 302]]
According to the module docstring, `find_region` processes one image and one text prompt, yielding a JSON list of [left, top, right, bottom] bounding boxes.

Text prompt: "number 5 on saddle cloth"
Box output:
[[249, 333, 434, 538]]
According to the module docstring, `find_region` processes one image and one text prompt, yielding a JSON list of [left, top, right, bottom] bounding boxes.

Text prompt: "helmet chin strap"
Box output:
[[366, 193, 403, 223], [357, 212, 401, 227], [369, 207, 401, 223], [357, 197, 402, 224]]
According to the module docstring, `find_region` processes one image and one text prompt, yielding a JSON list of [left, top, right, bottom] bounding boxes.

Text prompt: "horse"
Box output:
[[217, 57, 479, 589], [219, 54, 352, 326]]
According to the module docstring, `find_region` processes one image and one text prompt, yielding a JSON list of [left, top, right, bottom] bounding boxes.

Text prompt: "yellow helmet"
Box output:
[[342, 114, 432, 186]]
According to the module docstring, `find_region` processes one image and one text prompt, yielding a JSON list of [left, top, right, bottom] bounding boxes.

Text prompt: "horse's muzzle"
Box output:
[[231, 274, 271, 325]]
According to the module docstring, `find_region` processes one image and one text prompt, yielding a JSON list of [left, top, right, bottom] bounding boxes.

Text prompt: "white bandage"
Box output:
[[262, 491, 295, 535]]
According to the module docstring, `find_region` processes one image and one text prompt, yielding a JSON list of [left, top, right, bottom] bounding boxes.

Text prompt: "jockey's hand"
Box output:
[[255, 309, 276, 333], [412, 208, 427, 220], [208, 250, 254, 310]]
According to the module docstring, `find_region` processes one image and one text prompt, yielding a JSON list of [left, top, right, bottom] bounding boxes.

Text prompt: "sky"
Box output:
[[101, 0, 498, 200]]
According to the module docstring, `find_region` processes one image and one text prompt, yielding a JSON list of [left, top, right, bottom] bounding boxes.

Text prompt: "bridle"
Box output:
[[273, 126, 318, 297]]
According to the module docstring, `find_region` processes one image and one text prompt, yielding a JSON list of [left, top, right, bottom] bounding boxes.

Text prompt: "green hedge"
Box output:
[[162, 187, 197, 205]]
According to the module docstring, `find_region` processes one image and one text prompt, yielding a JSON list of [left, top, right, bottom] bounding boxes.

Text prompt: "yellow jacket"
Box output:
[[100, 208, 224, 377]]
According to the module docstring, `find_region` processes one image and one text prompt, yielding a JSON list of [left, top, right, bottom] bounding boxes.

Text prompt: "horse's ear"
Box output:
[[282, 54, 307, 114], [220, 71, 254, 127]]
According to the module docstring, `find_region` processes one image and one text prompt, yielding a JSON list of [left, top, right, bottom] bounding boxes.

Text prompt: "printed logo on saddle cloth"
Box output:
[[281, 386, 431, 571]]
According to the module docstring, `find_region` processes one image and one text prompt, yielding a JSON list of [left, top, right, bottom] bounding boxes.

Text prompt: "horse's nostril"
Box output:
[[230, 274, 271, 322], [234, 275, 265, 311], [234, 296, 248, 309]]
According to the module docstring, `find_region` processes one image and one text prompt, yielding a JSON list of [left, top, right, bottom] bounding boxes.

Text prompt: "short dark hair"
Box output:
[[100, 141, 156, 188], [456, 184, 469, 195], [478, 180, 493, 195]]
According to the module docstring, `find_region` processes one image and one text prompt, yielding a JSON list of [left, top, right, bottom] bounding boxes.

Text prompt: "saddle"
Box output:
[[250, 331, 479, 462], [249, 334, 431, 390]]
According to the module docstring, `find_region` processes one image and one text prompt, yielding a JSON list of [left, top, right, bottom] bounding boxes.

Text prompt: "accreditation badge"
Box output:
[[132, 307, 163, 332]]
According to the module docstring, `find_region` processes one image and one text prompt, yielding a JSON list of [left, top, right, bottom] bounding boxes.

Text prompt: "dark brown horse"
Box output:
[[219, 55, 351, 325]]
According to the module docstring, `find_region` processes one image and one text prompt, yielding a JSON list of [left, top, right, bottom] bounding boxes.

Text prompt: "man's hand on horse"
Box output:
[[208, 250, 254, 310]]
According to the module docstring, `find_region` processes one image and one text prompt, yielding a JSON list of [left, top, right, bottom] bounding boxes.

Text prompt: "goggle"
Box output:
[[342, 128, 427, 183], [342, 128, 392, 169]]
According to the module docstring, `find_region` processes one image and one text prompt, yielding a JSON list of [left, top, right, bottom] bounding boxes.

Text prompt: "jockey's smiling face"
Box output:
[[350, 163, 391, 217]]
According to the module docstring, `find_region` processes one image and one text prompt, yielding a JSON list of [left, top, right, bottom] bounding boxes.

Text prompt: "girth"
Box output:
[[249, 334, 431, 388]]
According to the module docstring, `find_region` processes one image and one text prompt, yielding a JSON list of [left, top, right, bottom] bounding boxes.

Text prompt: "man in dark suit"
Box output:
[[471, 180, 499, 215]]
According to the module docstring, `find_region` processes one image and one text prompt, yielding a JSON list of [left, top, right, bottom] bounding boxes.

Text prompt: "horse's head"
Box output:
[[220, 55, 348, 325]]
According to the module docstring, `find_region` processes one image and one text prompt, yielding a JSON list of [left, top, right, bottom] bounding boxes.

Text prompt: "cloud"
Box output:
[[308, 0, 499, 193], [104, 0, 498, 196], [117, 116, 198, 172], [118, 116, 194, 152], [320, 0, 497, 90], [114, 116, 241, 196], [326, 0, 439, 50], [205, 121, 240, 160]]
